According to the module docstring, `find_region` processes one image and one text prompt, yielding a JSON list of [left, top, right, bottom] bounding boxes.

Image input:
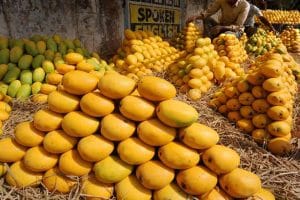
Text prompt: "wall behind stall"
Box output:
[[0, 0, 124, 58], [0, 0, 208, 57]]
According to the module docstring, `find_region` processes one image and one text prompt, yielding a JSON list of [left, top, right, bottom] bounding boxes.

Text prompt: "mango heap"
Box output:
[[168, 37, 244, 100], [280, 27, 300, 53], [113, 29, 184, 80], [31, 52, 113, 104], [0, 56, 273, 199], [0, 35, 109, 101], [209, 52, 299, 155], [260, 10, 300, 24], [245, 28, 281, 56], [213, 33, 248, 63], [171, 22, 202, 52]]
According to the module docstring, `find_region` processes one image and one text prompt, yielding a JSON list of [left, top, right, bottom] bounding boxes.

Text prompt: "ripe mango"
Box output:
[[101, 113, 136, 141], [48, 90, 80, 113], [115, 175, 151, 200], [77, 135, 114, 162], [120, 95, 155, 121], [43, 167, 75, 193], [15, 121, 44, 147], [179, 123, 219, 149], [98, 73, 136, 99], [31, 93, 48, 103], [65, 53, 83, 64], [93, 155, 133, 184], [202, 145, 240, 175], [157, 99, 198, 128], [62, 70, 98, 95], [153, 183, 188, 200], [62, 111, 99, 137], [137, 76, 176, 101], [5, 161, 42, 188], [43, 130, 77, 154], [40, 83, 57, 95], [59, 150, 92, 176], [80, 92, 115, 117], [117, 137, 155, 165], [42, 60, 55, 73], [220, 168, 261, 198], [46, 72, 63, 85], [136, 160, 175, 190], [0, 138, 27, 162], [137, 118, 176, 146], [176, 166, 217, 195], [158, 142, 200, 169], [33, 109, 63, 131], [23, 146, 58, 172], [82, 175, 113, 200]]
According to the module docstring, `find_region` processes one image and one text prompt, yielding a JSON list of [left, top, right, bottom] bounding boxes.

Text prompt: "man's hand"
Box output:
[[211, 25, 223, 35]]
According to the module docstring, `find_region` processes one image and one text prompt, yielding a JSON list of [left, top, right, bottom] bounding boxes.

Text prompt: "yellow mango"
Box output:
[[65, 53, 84, 64], [153, 183, 188, 200], [62, 70, 98, 95], [158, 142, 200, 169], [77, 135, 114, 162], [55, 63, 75, 74], [5, 161, 42, 187], [267, 121, 291, 137], [137, 76, 176, 101], [120, 95, 155, 121], [117, 137, 155, 165], [23, 146, 58, 172], [43, 167, 76, 193], [82, 175, 114, 200], [48, 90, 80, 113], [31, 94, 48, 103], [43, 130, 78, 154], [46, 73, 63, 85], [59, 150, 92, 176], [136, 160, 174, 190], [33, 109, 63, 131], [15, 121, 45, 147], [0, 138, 27, 162], [267, 106, 289, 121], [179, 123, 219, 149], [156, 99, 198, 128], [137, 118, 176, 146], [176, 166, 217, 195], [62, 111, 99, 137], [76, 60, 94, 72], [80, 92, 115, 117], [101, 113, 135, 141], [115, 175, 152, 200], [98, 73, 136, 99], [40, 83, 57, 95]]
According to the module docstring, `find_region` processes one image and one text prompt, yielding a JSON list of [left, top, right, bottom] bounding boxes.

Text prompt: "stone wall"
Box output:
[[0, 0, 124, 57]]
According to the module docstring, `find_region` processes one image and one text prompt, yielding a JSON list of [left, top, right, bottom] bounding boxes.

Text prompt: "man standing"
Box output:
[[244, 3, 276, 37], [187, 0, 250, 38]]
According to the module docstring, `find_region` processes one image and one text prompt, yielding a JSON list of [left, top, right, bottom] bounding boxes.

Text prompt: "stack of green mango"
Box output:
[[0, 34, 100, 100], [245, 28, 281, 56]]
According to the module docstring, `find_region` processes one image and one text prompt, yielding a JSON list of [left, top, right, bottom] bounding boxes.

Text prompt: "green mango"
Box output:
[[32, 54, 45, 69], [16, 84, 31, 100], [0, 49, 10, 64], [0, 36, 8, 50], [31, 82, 42, 94], [0, 64, 8, 80], [10, 46, 24, 63], [25, 40, 38, 56], [20, 70, 33, 84], [46, 38, 57, 52], [3, 66, 21, 84], [7, 80, 21, 98], [33, 67, 45, 82], [36, 41, 46, 54], [18, 55, 33, 69]]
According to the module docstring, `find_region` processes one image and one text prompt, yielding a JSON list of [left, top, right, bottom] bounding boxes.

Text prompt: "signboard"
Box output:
[[125, 0, 183, 38]]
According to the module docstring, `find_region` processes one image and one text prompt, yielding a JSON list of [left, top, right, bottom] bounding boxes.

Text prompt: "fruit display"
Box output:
[[213, 33, 248, 63], [171, 22, 202, 52], [245, 28, 281, 56], [280, 27, 300, 53], [0, 35, 107, 100], [113, 29, 185, 80], [0, 63, 272, 199], [168, 37, 245, 100], [209, 52, 299, 155], [261, 10, 300, 24], [0, 94, 12, 135]]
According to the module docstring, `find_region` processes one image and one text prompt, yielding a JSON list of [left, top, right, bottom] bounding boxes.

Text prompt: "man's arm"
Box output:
[[186, 0, 221, 23], [235, 2, 250, 26], [258, 16, 277, 33]]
